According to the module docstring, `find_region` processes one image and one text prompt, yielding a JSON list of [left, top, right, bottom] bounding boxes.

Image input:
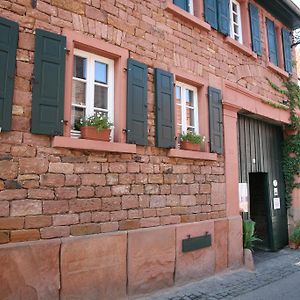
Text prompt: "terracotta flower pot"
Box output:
[[80, 126, 111, 141], [181, 141, 201, 151], [289, 241, 299, 250], [284, 128, 298, 136]]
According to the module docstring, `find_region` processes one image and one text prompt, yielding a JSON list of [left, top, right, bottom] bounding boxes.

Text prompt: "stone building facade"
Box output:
[[0, 0, 299, 299]]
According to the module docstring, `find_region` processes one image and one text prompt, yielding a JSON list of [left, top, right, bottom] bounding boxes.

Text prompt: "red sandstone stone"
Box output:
[[40, 226, 70, 239], [0, 161, 18, 180], [43, 200, 69, 214], [60, 233, 127, 300], [69, 199, 102, 213], [49, 162, 74, 174], [128, 227, 175, 295], [0, 239, 60, 299], [214, 219, 228, 272], [175, 221, 215, 284], [11, 229, 40, 242], [19, 158, 49, 174], [25, 215, 52, 229], [11, 200, 42, 216], [228, 216, 243, 268]]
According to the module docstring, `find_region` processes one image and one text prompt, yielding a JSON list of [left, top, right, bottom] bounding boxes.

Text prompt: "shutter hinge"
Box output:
[[123, 128, 131, 134], [124, 68, 128, 72], [64, 48, 70, 54]]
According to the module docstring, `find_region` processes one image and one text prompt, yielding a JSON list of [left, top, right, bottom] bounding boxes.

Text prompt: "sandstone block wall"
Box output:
[[0, 0, 296, 244]]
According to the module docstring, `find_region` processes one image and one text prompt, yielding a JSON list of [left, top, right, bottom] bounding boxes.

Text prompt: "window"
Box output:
[[71, 49, 114, 136], [173, 0, 194, 14], [229, 0, 242, 43], [175, 82, 199, 136]]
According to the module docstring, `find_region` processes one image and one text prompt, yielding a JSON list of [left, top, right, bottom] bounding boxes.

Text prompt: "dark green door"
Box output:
[[238, 115, 288, 251]]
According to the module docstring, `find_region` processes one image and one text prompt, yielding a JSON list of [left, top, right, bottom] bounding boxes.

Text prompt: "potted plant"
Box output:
[[289, 222, 300, 249], [180, 132, 205, 151], [80, 113, 113, 141]]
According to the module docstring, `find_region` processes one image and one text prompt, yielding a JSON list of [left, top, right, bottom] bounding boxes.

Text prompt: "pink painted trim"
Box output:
[[170, 67, 209, 152], [267, 62, 289, 78], [168, 149, 217, 161], [224, 37, 257, 59], [240, 0, 251, 49], [62, 29, 129, 143], [52, 136, 137, 154], [224, 81, 290, 124], [165, 0, 211, 32], [223, 107, 239, 216]]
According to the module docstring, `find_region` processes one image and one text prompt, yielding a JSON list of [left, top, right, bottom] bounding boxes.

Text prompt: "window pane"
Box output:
[[94, 85, 108, 109], [186, 108, 195, 127], [71, 106, 85, 131], [232, 2, 237, 12], [73, 56, 86, 79], [72, 80, 86, 105], [176, 86, 181, 99], [176, 104, 182, 125], [95, 61, 107, 84], [186, 89, 194, 107]]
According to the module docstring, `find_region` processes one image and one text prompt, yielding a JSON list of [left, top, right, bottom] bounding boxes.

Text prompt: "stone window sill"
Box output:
[[52, 136, 137, 154], [267, 62, 289, 78], [224, 37, 257, 59], [168, 149, 218, 160], [165, 1, 211, 32]]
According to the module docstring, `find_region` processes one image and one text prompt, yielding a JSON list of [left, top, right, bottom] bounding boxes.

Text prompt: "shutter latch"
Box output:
[[64, 48, 70, 54]]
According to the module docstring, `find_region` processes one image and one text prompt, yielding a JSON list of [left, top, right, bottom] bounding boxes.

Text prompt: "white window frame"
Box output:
[[188, 0, 194, 15], [175, 81, 199, 135], [230, 0, 243, 43], [71, 49, 114, 137]]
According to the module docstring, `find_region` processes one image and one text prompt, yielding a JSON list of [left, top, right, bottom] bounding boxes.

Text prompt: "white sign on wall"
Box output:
[[239, 183, 249, 212], [273, 197, 281, 210]]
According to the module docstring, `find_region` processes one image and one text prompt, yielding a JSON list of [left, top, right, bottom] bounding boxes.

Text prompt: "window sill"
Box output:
[[52, 136, 137, 154], [168, 149, 218, 161], [267, 62, 289, 78], [224, 37, 257, 59], [165, 1, 211, 32]]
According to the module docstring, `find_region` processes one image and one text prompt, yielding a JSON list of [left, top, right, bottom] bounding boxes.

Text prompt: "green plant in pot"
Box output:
[[180, 132, 205, 151], [80, 113, 113, 141], [289, 221, 300, 249], [243, 219, 261, 251]]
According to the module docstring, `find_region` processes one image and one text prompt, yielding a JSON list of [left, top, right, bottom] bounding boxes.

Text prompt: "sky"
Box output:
[[292, 0, 300, 8]]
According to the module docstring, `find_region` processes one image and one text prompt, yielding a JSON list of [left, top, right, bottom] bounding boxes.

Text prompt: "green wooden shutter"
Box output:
[[0, 17, 18, 132], [126, 58, 148, 146], [249, 3, 262, 55], [217, 0, 230, 36], [208, 87, 223, 154], [204, 0, 218, 30], [173, 0, 189, 12], [31, 29, 66, 136], [282, 28, 292, 74], [266, 18, 278, 66], [155, 68, 175, 148]]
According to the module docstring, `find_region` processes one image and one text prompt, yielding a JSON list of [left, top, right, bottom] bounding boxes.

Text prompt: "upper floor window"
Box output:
[[173, 0, 194, 14], [71, 49, 114, 135], [175, 82, 199, 136], [229, 0, 242, 43], [266, 18, 278, 66]]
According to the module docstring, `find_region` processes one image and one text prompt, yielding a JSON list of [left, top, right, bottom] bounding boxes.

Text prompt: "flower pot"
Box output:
[[243, 248, 255, 271], [289, 241, 299, 250], [80, 126, 111, 141], [181, 141, 201, 151]]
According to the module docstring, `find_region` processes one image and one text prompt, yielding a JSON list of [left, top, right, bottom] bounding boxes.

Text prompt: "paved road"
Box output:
[[140, 248, 300, 300]]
